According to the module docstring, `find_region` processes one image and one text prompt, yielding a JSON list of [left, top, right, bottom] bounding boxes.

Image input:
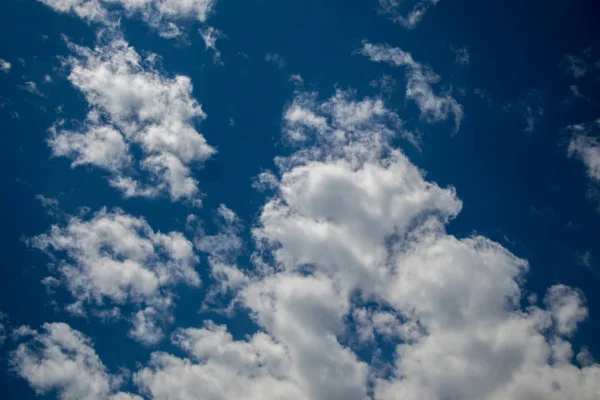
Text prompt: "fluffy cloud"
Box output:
[[135, 322, 309, 399], [568, 120, 600, 182], [567, 119, 600, 209], [11, 322, 141, 400], [49, 39, 215, 203], [359, 42, 463, 131], [378, 0, 442, 29], [0, 58, 11, 73], [282, 87, 420, 149], [38, 0, 215, 37], [127, 88, 600, 399], [29, 208, 200, 344]]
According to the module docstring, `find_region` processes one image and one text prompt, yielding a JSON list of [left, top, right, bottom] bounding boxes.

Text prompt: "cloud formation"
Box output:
[[49, 39, 215, 203], [568, 119, 600, 182], [38, 0, 215, 38], [29, 208, 200, 344], [0, 58, 11, 73], [120, 88, 600, 399], [359, 42, 463, 132], [378, 0, 442, 29], [11, 322, 141, 400]]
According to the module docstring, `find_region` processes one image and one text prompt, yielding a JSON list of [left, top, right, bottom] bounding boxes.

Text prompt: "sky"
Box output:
[[1, 0, 600, 399]]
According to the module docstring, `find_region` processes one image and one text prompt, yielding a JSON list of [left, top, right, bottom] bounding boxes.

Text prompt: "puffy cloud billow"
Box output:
[[49, 39, 215, 204], [11, 322, 141, 400], [29, 208, 200, 345], [42, 88, 595, 400], [378, 0, 442, 29]]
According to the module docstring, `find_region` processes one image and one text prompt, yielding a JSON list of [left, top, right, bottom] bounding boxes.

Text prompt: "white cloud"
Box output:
[[29, 208, 199, 344], [359, 42, 463, 132], [38, 0, 108, 23], [49, 39, 215, 203], [199, 26, 223, 63], [568, 121, 600, 182], [378, 0, 442, 29], [567, 119, 600, 210], [11, 322, 141, 400], [135, 321, 309, 399], [38, 0, 215, 37], [194, 205, 249, 306], [132, 87, 600, 400], [0, 58, 11, 73], [282, 88, 420, 149], [129, 307, 166, 345], [49, 125, 132, 173]]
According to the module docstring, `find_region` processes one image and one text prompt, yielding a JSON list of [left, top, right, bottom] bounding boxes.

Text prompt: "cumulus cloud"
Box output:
[[11, 322, 141, 400], [135, 321, 309, 399], [29, 208, 200, 344], [567, 120, 600, 182], [359, 42, 463, 132], [378, 0, 442, 29], [0, 58, 11, 73], [282, 88, 420, 149], [567, 119, 600, 210], [126, 87, 600, 399], [38, 0, 215, 38], [48, 39, 215, 203]]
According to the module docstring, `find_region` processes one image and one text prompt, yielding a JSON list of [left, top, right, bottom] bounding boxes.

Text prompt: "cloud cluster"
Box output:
[[11, 322, 141, 400], [378, 0, 442, 29], [359, 42, 463, 132], [0, 58, 11, 73], [38, 0, 215, 38], [568, 119, 600, 182], [49, 39, 215, 203], [94, 88, 598, 399], [29, 208, 200, 344], [282, 88, 420, 149], [567, 119, 600, 210]]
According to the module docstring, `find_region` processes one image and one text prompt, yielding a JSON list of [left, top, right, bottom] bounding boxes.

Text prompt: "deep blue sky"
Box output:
[[1, 0, 600, 399]]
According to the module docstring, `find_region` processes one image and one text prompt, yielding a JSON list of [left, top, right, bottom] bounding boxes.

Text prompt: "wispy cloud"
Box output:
[[378, 0, 442, 29], [359, 41, 464, 132]]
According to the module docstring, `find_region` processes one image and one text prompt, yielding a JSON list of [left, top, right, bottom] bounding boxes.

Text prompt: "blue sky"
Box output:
[[1, 0, 600, 399]]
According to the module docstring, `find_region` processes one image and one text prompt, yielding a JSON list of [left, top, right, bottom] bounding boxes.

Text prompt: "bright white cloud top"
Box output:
[[359, 42, 464, 132], [378, 0, 442, 29], [5, 1, 600, 399], [38, 0, 215, 37], [12, 323, 142, 400], [29, 208, 200, 344], [17, 87, 599, 400], [48, 39, 215, 204]]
